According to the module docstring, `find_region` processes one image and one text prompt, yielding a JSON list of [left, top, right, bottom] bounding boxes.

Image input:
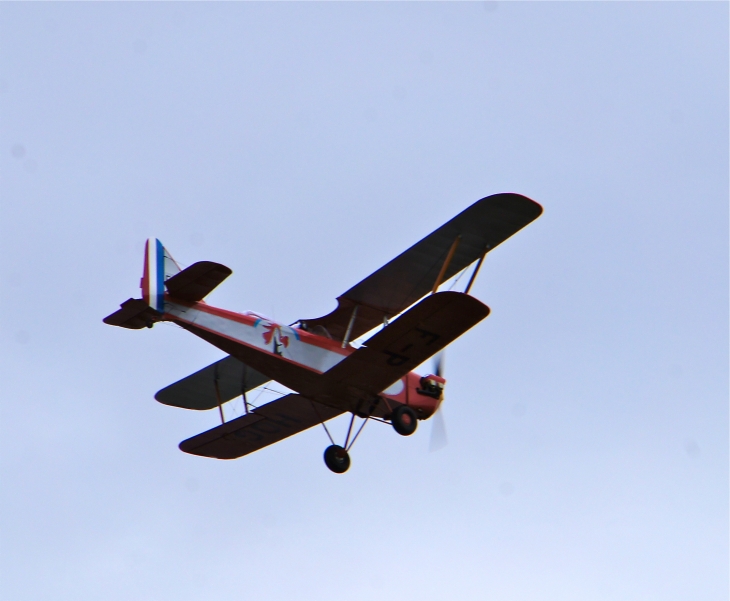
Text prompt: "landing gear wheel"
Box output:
[[391, 405, 418, 436], [323, 445, 351, 474]]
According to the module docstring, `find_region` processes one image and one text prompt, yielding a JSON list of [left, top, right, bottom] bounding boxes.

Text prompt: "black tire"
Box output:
[[323, 445, 351, 474], [391, 405, 418, 436]]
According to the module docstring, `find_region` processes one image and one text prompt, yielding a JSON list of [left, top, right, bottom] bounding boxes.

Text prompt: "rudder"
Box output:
[[141, 238, 181, 311]]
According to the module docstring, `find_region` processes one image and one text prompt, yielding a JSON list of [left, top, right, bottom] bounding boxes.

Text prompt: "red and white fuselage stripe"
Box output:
[[163, 299, 406, 396]]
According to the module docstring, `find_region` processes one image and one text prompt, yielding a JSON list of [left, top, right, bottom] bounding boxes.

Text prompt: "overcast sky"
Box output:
[[1, 3, 727, 600]]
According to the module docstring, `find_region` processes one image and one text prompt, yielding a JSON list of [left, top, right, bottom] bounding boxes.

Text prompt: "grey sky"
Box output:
[[1, 2, 727, 600]]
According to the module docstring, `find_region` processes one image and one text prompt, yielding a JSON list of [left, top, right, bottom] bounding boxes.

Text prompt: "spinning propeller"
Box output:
[[429, 353, 449, 452]]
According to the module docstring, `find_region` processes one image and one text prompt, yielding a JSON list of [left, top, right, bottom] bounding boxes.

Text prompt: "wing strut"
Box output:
[[213, 365, 225, 424], [341, 305, 359, 348], [241, 370, 250, 414], [464, 247, 488, 295], [431, 235, 461, 293]]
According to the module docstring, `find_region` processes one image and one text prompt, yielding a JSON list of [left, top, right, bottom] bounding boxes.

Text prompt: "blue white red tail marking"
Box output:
[[141, 238, 180, 312]]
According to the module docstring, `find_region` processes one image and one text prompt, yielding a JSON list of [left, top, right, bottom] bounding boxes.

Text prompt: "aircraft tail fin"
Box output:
[[141, 238, 181, 312], [104, 238, 232, 329], [103, 238, 179, 329]]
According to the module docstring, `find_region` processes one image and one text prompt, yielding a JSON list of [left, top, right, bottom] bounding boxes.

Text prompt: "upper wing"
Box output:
[[321, 291, 490, 397], [165, 261, 232, 302], [300, 193, 541, 343], [155, 355, 270, 411], [178, 394, 343, 459]]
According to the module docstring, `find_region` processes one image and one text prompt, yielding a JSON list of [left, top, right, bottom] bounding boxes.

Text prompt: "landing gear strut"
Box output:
[[391, 405, 418, 436], [320, 410, 370, 473], [323, 444, 351, 473]]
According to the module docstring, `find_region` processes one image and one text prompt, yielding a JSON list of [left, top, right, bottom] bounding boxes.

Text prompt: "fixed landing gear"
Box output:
[[391, 405, 418, 436], [323, 444, 351, 473], [320, 404, 419, 473], [321, 411, 369, 474]]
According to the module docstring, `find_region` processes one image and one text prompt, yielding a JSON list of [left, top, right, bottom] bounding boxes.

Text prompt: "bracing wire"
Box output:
[[447, 265, 469, 291]]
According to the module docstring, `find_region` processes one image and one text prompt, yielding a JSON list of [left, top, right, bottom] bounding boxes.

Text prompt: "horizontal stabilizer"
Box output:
[[323, 291, 489, 396], [103, 298, 160, 329], [179, 394, 343, 459], [155, 355, 270, 411], [165, 261, 232, 302]]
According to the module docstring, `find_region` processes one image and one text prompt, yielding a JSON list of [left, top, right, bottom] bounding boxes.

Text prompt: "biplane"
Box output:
[[104, 193, 542, 473]]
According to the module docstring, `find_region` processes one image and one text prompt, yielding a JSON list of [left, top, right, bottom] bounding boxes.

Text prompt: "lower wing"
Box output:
[[155, 355, 270, 411], [178, 394, 343, 459]]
